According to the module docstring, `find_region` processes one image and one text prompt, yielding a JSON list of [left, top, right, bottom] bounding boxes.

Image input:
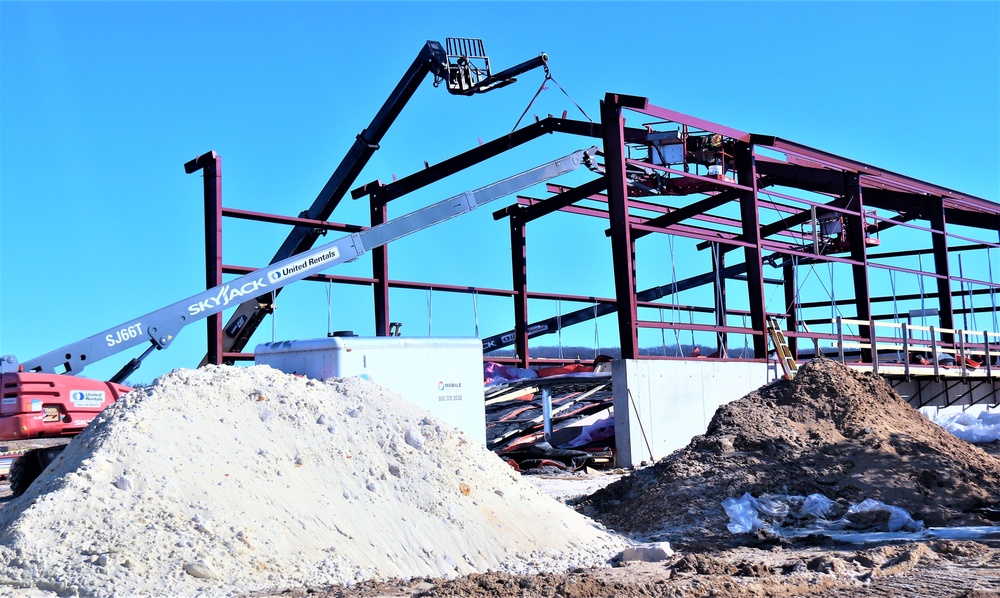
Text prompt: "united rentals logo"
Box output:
[[70, 390, 106, 408], [267, 247, 341, 284], [187, 246, 342, 316]]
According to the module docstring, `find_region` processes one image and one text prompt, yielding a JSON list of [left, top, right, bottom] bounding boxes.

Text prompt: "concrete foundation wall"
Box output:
[[612, 360, 774, 468]]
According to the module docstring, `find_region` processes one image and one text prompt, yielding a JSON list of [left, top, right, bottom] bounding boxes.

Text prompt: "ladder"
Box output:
[[767, 316, 798, 380]]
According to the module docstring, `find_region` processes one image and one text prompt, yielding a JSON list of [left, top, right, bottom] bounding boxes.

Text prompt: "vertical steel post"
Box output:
[[733, 140, 768, 358], [371, 194, 390, 336], [600, 93, 643, 360], [844, 173, 873, 363], [985, 330, 993, 379], [713, 242, 728, 356], [902, 322, 911, 381], [509, 213, 529, 368], [185, 151, 223, 366], [930, 326, 941, 381], [542, 388, 552, 442], [836, 316, 845, 363], [870, 317, 879, 375]]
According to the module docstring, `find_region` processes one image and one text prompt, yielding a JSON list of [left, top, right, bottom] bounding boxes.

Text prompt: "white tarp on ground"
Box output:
[[931, 409, 1000, 443]]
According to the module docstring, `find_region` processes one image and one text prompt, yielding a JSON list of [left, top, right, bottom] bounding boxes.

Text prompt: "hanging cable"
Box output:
[[959, 254, 970, 332], [472, 291, 480, 338], [712, 242, 726, 356], [828, 262, 836, 331], [426, 289, 433, 337], [918, 254, 927, 328], [890, 269, 900, 361], [557, 299, 563, 360], [510, 63, 593, 133], [989, 247, 998, 332], [326, 283, 334, 337], [659, 307, 667, 357], [688, 310, 696, 355], [271, 290, 277, 342], [742, 314, 750, 356], [762, 191, 809, 253], [593, 301, 600, 359], [915, 253, 929, 350], [804, 262, 847, 333], [791, 256, 814, 358], [668, 235, 682, 355]]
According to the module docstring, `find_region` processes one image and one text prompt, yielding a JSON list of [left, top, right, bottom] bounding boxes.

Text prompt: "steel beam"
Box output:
[[219, 208, 365, 233], [354, 117, 644, 203], [601, 93, 643, 359], [494, 178, 607, 223]]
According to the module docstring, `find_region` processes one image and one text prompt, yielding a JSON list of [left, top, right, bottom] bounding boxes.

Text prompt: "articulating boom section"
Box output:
[[205, 39, 548, 366], [4, 148, 596, 382]]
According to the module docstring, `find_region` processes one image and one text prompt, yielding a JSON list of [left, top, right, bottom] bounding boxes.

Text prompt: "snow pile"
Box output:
[[0, 366, 627, 596]]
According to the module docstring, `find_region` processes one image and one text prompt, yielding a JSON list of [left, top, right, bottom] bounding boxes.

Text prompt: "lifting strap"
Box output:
[[511, 63, 593, 132], [767, 316, 798, 380]]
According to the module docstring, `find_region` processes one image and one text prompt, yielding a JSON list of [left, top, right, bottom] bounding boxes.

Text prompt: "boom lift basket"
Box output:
[[445, 37, 492, 94]]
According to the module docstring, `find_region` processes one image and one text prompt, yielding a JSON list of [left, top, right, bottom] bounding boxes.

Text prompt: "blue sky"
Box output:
[[1, 2, 998, 384]]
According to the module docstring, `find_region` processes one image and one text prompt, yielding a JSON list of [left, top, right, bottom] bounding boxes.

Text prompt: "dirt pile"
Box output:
[[284, 540, 1000, 598], [0, 366, 627, 597], [582, 358, 1000, 547]]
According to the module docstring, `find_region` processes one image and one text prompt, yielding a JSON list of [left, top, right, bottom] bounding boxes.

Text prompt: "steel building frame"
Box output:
[[198, 93, 1000, 395]]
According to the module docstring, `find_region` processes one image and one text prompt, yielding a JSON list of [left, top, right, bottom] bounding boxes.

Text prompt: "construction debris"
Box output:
[[485, 371, 614, 470]]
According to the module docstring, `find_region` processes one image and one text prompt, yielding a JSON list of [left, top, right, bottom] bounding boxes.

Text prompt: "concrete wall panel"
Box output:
[[613, 360, 773, 468]]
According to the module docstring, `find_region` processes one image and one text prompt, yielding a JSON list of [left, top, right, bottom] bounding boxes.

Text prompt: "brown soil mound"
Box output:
[[581, 358, 1000, 548]]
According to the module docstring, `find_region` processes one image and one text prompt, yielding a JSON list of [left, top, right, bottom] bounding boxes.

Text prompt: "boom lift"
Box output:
[[206, 38, 549, 367], [1, 147, 598, 496]]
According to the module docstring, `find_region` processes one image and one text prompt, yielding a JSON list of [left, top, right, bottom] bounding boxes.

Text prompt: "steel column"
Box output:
[[734, 141, 768, 357], [185, 151, 224, 366], [713, 243, 728, 355], [845, 173, 873, 362], [371, 197, 390, 336], [509, 212, 529, 367], [601, 93, 644, 360]]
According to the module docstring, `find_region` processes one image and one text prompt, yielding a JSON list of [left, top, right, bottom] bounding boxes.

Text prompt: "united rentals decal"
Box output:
[[187, 246, 341, 316], [267, 248, 341, 284]]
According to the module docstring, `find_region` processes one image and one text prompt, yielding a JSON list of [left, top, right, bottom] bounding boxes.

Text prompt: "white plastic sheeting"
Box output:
[[722, 492, 924, 535], [932, 409, 1000, 443]]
